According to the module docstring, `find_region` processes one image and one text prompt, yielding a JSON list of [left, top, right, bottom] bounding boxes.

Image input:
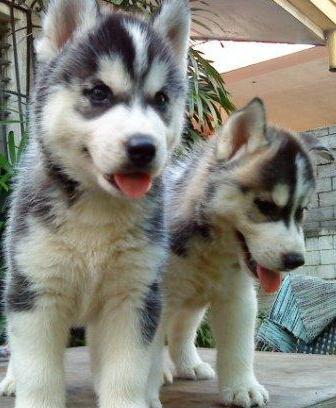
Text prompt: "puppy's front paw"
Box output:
[[163, 364, 174, 385], [149, 398, 162, 408], [0, 375, 16, 396], [176, 361, 216, 381], [219, 380, 269, 407]]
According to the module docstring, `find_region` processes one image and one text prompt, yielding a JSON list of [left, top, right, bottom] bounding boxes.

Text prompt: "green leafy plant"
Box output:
[[187, 48, 235, 143], [0, 124, 28, 340], [0, 130, 28, 191], [196, 319, 215, 348], [0, 126, 29, 230]]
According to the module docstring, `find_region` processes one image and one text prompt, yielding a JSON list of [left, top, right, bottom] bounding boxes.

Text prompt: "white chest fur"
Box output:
[[13, 191, 159, 323]]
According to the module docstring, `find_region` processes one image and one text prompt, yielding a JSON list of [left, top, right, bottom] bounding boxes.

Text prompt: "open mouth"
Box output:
[[236, 231, 282, 293], [104, 172, 153, 199]]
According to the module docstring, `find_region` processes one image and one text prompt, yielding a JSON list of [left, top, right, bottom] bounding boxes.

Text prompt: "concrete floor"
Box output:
[[1, 347, 336, 407]]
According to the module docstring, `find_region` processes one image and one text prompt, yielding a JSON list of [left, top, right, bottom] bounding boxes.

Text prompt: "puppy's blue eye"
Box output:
[[154, 91, 169, 107], [87, 84, 112, 104]]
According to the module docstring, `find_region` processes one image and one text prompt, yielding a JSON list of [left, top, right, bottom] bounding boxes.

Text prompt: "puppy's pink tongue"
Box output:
[[114, 173, 152, 199], [257, 265, 281, 293]]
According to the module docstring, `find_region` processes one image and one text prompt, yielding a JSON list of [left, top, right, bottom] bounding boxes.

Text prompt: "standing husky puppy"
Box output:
[[0, 0, 190, 407], [162, 99, 333, 407]]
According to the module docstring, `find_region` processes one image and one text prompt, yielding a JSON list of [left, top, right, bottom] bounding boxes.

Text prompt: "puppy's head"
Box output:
[[212, 98, 334, 292], [34, 0, 190, 199]]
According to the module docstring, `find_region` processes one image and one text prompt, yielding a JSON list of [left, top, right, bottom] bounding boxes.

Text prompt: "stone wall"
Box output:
[[302, 230, 336, 280], [304, 125, 336, 232], [300, 125, 336, 279]]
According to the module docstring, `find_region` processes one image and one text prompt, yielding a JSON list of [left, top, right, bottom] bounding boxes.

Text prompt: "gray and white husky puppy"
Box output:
[[0, 0, 190, 407], [162, 98, 333, 407]]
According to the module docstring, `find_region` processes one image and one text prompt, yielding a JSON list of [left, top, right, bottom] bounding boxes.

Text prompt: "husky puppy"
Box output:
[[162, 98, 334, 407], [0, 1, 190, 407]]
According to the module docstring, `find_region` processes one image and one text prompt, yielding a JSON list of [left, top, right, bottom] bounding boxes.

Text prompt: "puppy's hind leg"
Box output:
[[167, 304, 215, 381]]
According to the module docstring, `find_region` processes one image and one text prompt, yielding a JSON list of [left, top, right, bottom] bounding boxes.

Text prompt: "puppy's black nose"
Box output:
[[282, 252, 305, 270], [126, 134, 156, 167]]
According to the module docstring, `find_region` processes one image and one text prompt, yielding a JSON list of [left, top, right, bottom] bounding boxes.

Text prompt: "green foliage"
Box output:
[[186, 48, 235, 144], [0, 123, 28, 339], [0, 123, 29, 340], [69, 328, 86, 347], [0, 126, 29, 230], [108, 0, 156, 13], [0, 129, 29, 189], [196, 319, 215, 348]]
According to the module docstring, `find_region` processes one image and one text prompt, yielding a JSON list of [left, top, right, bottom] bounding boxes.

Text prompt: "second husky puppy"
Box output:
[[163, 98, 333, 407], [0, 1, 190, 407]]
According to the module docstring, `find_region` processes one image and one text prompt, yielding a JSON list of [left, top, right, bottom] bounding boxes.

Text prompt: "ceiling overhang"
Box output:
[[191, 0, 336, 70]]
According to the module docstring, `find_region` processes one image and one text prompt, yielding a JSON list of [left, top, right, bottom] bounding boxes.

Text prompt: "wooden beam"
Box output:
[[310, 0, 336, 25], [272, 0, 326, 42], [327, 29, 336, 71], [287, 0, 336, 29]]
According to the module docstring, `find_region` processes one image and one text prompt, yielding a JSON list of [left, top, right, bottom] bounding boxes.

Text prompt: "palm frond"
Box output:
[[185, 48, 235, 144]]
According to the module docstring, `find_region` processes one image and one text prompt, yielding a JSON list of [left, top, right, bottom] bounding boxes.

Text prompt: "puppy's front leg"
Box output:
[[145, 321, 165, 408], [7, 304, 71, 408], [88, 282, 160, 408], [210, 271, 269, 408]]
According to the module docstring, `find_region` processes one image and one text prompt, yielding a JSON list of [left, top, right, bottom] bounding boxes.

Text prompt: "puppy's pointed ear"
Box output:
[[301, 133, 335, 162], [153, 0, 191, 73], [216, 98, 268, 161], [35, 0, 100, 63]]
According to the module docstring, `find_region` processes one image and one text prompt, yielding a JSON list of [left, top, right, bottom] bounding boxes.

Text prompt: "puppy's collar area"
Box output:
[[236, 230, 281, 293]]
